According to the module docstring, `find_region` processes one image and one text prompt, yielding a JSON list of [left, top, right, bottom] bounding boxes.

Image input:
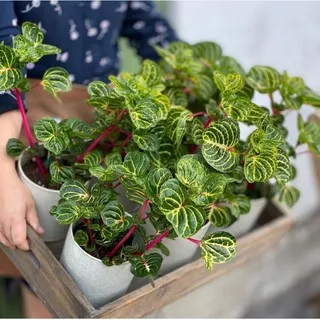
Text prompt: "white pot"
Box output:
[[159, 223, 211, 276], [18, 152, 68, 242], [60, 224, 133, 308], [206, 198, 268, 238]]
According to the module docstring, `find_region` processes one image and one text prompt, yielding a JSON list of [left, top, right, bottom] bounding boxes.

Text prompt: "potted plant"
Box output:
[[1, 22, 75, 242]]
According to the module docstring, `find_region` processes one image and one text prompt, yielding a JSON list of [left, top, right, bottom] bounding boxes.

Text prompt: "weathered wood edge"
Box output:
[[91, 214, 294, 318], [0, 226, 94, 318]]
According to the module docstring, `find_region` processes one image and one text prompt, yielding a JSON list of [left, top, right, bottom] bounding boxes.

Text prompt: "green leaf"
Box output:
[[165, 107, 192, 146], [49, 161, 73, 184], [146, 168, 172, 199], [21, 22, 44, 46], [279, 186, 300, 208], [244, 148, 277, 183], [191, 173, 227, 206], [133, 129, 160, 152], [61, 119, 92, 139], [246, 66, 281, 93], [176, 155, 206, 189], [217, 56, 245, 75], [226, 195, 251, 218], [140, 59, 161, 86], [60, 180, 90, 202], [123, 151, 150, 176], [202, 119, 240, 173], [84, 150, 103, 167], [200, 232, 237, 270], [130, 253, 163, 278], [190, 117, 204, 145], [87, 80, 111, 97], [34, 118, 69, 154], [247, 104, 270, 128], [208, 206, 235, 227], [165, 88, 188, 107], [101, 201, 131, 233], [55, 201, 81, 224], [193, 74, 216, 100], [213, 71, 244, 94], [0, 45, 23, 91], [275, 148, 292, 186], [130, 98, 168, 130], [301, 87, 320, 108], [74, 230, 89, 247], [193, 41, 222, 67], [159, 179, 204, 238], [298, 121, 320, 155], [41, 67, 71, 100], [6, 138, 25, 157], [221, 95, 253, 121]]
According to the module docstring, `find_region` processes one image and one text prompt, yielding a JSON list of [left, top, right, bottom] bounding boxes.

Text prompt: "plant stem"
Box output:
[[85, 219, 94, 245], [191, 112, 207, 118], [145, 228, 170, 251], [189, 144, 198, 154], [113, 181, 121, 189], [204, 118, 212, 128], [107, 199, 149, 258], [117, 109, 127, 121], [12, 88, 47, 181], [121, 132, 132, 150], [77, 125, 116, 162], [187, 237, 200, 245]]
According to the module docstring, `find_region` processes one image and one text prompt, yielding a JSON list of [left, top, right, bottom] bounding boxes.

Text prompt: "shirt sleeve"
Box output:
[[120, 1, 180, 60], [0, 1, 27, 115]]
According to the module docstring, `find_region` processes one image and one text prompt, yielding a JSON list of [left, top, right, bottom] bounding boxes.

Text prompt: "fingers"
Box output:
[[10, 219, 29, 251], [0, 231, 15, 250], [26, 203, 44, 235]]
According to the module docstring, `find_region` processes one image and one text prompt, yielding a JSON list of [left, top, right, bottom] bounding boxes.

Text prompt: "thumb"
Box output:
[[26, 203, 44, 235]]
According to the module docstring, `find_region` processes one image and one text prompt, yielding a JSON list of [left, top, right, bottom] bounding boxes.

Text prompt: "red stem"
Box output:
[[121, 132, 132, 149], [30, 83, 41, 90], [107, 199, 149, 258], [191, 112, 207, 118], [204, 118, 212, 128], [117, 109, 127, 121], [13, 88, 47, 181], [77, 125, 116, 162], [189, 145, 198, 154], [113, 181, 121, 189], [145, 228, 170, 251], [187, 237, 200, 245], [86, 219, 94, 245]]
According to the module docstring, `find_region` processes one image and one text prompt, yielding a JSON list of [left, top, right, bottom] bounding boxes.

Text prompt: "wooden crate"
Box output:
[[0, 201, 294, 318]]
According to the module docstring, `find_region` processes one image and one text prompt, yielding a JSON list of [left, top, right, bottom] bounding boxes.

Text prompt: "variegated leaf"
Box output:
[[159, 179, 205, 238], [60, 180, 90, 202], [84, 150, 103, 167], [202, 119, 240, 173], [298, 121, 320, 155], [55, 201, 81, 224], [61, 119, 92, 139], [226, 195, 251, 218], [133, 129, 160, 152], [191, 173, 227, 206], [146, 168, 172, 199], [279, 186, 300, 208], [221, 95, 253, 121], [21, 22, 43, 46], [130, 98, 168, 130], [87, 80, 111, 97], [275, 148, 292, 186], [140, 59, 161, 86], [49, 161, 74, 184], [208, 206, 235, 227], [200, 232, 236, 270], [74, 230, 89, 247], [166, 107, 192, 146], [101, 201, 131, 233], [244, 148, 277, 183], [34, 118, 69, 154], [246, 66, 281, 93], [247, 104, 270, 128], [165, 87, 188, 107], [41, 67, 71, 100], [123, 151, 150, 176], [0, 45, 23, 91], [191, 117, 204, 144], [193, 41, 222, 67], [130, 253, 163, 277], [193, 74, 216, 100], [217, 56, 245, 75], [6, 138, 25, 157], [301, 87, 320, 108]]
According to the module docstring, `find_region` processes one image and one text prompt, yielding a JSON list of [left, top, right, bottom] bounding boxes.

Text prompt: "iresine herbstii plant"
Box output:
[[51, 40, 320, 279]]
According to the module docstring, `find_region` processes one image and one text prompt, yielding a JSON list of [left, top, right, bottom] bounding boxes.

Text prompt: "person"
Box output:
[[0, 1, 178, 317]]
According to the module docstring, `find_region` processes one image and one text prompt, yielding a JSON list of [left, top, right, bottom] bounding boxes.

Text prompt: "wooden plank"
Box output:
[[0, 226, 94, 318], [91, 214, 294, 318]]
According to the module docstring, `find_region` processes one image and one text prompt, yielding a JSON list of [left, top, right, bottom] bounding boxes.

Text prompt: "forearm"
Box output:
[[0, 110, 22, 169]]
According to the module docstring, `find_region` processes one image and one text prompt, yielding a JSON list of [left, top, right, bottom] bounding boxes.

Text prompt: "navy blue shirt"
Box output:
[[0, 0, 178, 114]]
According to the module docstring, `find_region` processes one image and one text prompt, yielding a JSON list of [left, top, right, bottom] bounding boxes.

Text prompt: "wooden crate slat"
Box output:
[[91, 214, 294, 318], [1, 226, 94, 318]]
